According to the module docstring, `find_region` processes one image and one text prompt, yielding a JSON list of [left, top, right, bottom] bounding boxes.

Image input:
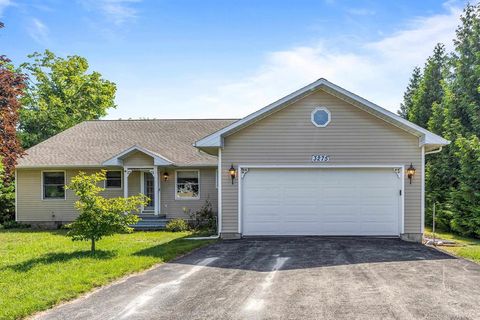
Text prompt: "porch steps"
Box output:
[[131, 214, 168, 230]]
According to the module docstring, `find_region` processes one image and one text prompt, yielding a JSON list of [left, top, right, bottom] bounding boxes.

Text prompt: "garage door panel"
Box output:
[[242, 168, 401, 236]]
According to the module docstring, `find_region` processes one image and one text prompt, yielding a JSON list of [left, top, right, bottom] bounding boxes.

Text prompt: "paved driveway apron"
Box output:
[[34, 238, 480, 320]]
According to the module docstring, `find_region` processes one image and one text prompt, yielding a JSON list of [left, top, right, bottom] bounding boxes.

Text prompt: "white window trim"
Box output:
[[41, 170, 67, 200], [104, 170, 123, 189], [175, 169, 200, 200], [311, 106, 331, 127]]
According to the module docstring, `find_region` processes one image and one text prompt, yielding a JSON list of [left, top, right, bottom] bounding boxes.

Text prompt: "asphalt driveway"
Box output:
[[34, 238, 480, 320]]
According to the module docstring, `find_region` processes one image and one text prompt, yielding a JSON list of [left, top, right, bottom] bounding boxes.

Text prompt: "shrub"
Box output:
[[166, 218, 189, 232], [0, 160, 15, 224], [189, 199, 216, 232], [1, 220, 30, 229]]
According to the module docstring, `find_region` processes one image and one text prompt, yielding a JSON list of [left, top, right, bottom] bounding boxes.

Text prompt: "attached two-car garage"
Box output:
[[241, 167, 403, 236], [196, 78, 450, 241]]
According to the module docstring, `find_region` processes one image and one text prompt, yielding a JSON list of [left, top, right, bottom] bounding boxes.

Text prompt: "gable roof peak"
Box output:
[[194, 77, 449, 151]]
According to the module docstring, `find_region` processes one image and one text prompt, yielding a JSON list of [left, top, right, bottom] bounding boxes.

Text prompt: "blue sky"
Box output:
[[0, 0, 470, 119]]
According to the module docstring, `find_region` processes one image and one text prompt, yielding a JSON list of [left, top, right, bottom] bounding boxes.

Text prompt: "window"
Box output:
[[43, 171, 65, 199], [176, 170, 200, 199], [106, 171, 122, 188], [311, 107, 331, 127]]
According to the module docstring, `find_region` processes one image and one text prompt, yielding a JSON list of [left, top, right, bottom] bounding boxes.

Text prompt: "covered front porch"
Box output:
[[102, 144, 215, 228], [103, 145, 174, 217], [124, 167, 161, 215]]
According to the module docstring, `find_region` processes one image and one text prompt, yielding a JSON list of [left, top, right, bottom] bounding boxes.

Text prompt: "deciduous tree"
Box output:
[[0, 55, 26, 179], [66, 171, 148, 253], [19, 50, 116, 148]]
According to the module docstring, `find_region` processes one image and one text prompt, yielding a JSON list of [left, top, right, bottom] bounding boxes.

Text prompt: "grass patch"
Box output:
[[424, 227, 480, 263], [0, 229, 214, 319]]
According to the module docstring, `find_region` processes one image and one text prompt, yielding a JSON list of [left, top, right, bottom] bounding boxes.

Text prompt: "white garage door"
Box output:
[[241, 168, 402, 236]]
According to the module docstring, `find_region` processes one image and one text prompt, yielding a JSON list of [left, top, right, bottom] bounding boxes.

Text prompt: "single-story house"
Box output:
[[16, 78, 449, 241]]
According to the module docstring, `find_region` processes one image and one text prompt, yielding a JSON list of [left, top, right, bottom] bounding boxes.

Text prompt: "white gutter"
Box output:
[[425, 146, 443, 155]]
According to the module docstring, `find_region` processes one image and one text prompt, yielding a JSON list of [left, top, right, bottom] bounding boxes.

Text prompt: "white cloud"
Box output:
[[27, 18, 49, 44], [185, 5, 462, 118], [80, 0, 142, 26], [0, 0, 13, 17], [108, 4, 463, 120]]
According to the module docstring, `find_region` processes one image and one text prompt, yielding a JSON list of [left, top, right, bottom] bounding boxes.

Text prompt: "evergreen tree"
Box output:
[[450, 136, 480, 237], [398, 67, 422, 119], [408, 43, 447, 128], [424, 85, 456, 229], [443, 3, 480, 237], [443, 3, 480, 137]]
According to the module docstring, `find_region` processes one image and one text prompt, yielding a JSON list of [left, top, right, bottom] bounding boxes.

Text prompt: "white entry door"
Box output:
[[241, 168, 402, 236], [143, 172, 155, 211]]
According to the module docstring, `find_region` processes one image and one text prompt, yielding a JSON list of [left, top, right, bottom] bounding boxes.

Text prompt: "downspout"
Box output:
[[216, 147, 222, 238]]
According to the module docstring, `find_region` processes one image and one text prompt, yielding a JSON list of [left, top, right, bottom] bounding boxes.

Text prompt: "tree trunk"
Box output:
[[91, 238, 95, 253]]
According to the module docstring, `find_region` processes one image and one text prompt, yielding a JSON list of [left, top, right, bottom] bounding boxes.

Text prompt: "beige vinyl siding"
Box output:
[[16, 168, 123, 222], [221, 89, 422, 234], [16, 167, 218, 222], [123, 151, 154, 166], [127, 171, 141, 197], [160, 168, 218, 218]]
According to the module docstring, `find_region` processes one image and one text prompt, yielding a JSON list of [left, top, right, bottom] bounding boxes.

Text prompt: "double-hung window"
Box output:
[[106, 171, 122, 188], [43, 171, 65, 199], [175, 170, 200, 199]]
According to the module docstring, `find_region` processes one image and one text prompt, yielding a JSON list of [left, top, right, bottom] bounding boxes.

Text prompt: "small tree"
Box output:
[[66, 171, 148, 253]]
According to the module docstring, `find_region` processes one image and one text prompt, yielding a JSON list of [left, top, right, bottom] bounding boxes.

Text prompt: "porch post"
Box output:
[[153, 167, 159, 215], [123, 168, 131, 198]]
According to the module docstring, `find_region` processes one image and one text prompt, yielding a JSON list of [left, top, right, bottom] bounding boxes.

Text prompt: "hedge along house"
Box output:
[[16, 78, 449, 241]]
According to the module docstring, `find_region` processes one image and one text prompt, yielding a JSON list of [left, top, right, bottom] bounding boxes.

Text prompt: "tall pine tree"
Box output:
[[408, 43, 447, 128], [403, 3, 480, 235], [445, 3, 480, 236], [442, 4, 480, 138], [398, 67, 422, 119]]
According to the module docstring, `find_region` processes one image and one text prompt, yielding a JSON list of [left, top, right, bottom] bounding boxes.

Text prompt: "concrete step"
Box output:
[[131, 216, 168, 230]]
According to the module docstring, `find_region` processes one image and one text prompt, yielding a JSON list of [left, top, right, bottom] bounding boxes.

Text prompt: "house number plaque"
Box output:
[[311, 154, 330, 162]]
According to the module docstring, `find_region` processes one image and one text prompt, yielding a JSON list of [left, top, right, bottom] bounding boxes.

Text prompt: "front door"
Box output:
[[143, 172, 155, 211]]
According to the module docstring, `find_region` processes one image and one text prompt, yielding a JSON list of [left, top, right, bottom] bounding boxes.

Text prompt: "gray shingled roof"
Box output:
[[17, 119, 236, 167]]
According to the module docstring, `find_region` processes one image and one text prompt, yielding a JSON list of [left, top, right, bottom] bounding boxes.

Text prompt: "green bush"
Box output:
[[0, 221, 30, 229], [188, 199, 217, 232], [0, 160, 15, 225], [165, 218, 189, 232]]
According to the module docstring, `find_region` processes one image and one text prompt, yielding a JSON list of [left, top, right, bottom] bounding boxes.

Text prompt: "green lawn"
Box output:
[[424, 227, 480, 263], [0, 229, 214, 320]]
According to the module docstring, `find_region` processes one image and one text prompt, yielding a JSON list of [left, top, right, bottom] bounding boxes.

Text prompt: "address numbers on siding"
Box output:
[[311, 155, 330, 162]]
